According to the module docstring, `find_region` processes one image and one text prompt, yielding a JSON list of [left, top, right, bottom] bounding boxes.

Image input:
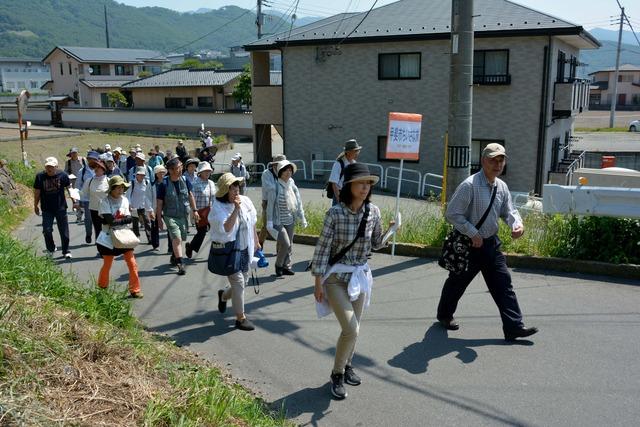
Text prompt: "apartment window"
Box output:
[[115, 64, 133, 76], [473, 50, 510, 84], [589, 93, 601, 105], [632, 94, 640, 105], [165, 97, 193, 108], [89, 64, 109, 76], [378, 53, 421, 80], [471, 140, 506, 174], [377, 136, 419, 163], [29, 81, 38, 89], [556, 51, 567, 82], [6, 82, 15, 89], [59, 63, 64, 75], [142, 66, 162, 75], [198, 96, 214, 108], [618, 74, 633, 82], [68, 63, 72, 74]]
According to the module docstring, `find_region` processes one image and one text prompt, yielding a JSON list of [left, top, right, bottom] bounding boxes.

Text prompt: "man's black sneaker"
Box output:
[[85, 235, 91, 244], [170, 255, 177, 266], [177, 263, 186, 275], [275, 266, 283, 277], [235, 318, 255, 331], [185, 242, 193, 259], [282, 268, 295, 276], [330, 373, 347, 399], [344, 365, 361, 386]]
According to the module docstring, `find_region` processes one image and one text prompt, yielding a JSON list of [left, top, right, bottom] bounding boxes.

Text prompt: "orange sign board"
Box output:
[[385, 112, 422, 160]]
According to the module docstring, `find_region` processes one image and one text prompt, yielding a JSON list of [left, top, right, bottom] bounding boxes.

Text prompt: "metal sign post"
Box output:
[[385, 112, 423, 256]]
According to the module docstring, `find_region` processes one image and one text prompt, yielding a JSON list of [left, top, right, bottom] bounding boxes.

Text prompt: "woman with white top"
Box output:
[[125, 166, 155, 244], [328, 139, 361, 206], [82, 159, 109, 242], [311, 163, 395, 400], [208, 173, 260, 331], [266, 160, 307, 277], [97, 176, 142, 298]]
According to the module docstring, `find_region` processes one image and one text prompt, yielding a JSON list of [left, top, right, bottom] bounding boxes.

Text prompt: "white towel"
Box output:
[[315, 263, 373, 318]]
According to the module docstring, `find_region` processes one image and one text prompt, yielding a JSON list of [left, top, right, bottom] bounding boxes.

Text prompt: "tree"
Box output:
[[137, 70, 152, 78], [107, 91, 128, 108], [176, 58, 223, 69], [233, 64, 252, 108]]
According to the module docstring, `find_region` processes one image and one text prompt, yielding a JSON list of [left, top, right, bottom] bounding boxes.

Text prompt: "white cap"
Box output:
[[44, 157, 58, 167]]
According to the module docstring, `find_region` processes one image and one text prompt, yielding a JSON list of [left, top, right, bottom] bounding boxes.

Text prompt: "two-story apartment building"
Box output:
[[0, 57, 50, 93], [588, 64, 640, 110], [42, 46, 168, 108], [245, 0, 599, 194]]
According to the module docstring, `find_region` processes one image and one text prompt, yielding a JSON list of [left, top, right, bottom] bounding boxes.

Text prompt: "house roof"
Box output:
[[0, 57, 44, 63], [43, 46, 167, 64], [80, 80, 132, 88], [588, 64, 640, 75], [122, 69, 242, 89], [245, 0, 600, 50], [589, 81, 608, 90]]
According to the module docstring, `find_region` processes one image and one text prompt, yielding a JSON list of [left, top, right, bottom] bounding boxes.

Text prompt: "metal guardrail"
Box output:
[[311, 160, 335, 178], [566, 151, 586, 185], [421, 173, 443, 196], [246, 162, 266, 177], [384, 166, 422, 194], [289, 159, 308, 180]]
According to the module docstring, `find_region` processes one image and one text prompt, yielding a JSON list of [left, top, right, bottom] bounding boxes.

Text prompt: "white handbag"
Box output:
[[111, 228, 140, 249]]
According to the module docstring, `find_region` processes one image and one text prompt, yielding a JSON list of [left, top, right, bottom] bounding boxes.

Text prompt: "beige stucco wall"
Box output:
[[280, 36, 560, 192], [130, 80, 240, 110], [45, 50, 81, 102]]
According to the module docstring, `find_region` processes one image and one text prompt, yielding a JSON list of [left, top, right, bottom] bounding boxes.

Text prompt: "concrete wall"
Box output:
[[0, 105, 52, 124], [570, 167, 640, 188], [59, 108, 252, 135], [280, 36, 555, 192]]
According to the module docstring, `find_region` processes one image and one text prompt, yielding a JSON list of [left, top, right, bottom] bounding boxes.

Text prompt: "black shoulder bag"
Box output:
[[325, 159, 345, 199], [438, 186, 497, 275]]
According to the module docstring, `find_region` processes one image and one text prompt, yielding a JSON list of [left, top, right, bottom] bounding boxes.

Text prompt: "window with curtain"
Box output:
[[473, 50, 510, 85], [379, 53, 421, 80]]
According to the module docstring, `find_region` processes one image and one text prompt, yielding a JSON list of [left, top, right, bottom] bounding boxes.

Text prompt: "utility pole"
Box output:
[[445, 0, 474, 200], [257, 0, 263, 39], [609, 7, 624, 128], [104, 4, 110, 48]]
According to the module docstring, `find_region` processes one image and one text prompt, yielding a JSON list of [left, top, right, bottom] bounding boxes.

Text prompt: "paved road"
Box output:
[[17, 207, 640, 427], [574, 111, 639, 129]]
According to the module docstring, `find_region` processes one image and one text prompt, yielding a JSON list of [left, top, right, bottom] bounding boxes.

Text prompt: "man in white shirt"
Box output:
[[328, 139, 361, 205], [259, 154, 286, 246], [126, 166, 155, 244], [203, 131, 213, 148]]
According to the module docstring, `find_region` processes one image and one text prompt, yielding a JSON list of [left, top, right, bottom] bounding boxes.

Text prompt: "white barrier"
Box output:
[[211, 162, 231, 173], [362, 163, 384, 188], [421, 173, 443, 196], [246, 162, 266, 177], [384, 166, 422, 195], [543, 184, 640, 218], [311, 159, 334, 178], [289, 159, 308, 180]]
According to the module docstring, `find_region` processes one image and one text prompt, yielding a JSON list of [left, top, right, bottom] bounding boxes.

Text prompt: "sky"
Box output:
[[117, 0, 640, 31]]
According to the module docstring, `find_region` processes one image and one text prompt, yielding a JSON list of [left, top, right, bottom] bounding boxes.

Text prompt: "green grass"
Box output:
[[0, 167, 288, 425], [574, 127, 630, 132], [300, 203, 640, 265]]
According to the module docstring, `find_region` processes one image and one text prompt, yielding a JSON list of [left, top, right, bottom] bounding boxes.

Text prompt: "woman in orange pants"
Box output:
[[97, 175, 143, 298]]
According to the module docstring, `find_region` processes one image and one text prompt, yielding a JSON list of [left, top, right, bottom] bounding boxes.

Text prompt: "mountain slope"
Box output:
[[580, 40, 640, 76], [0, 0, 283, 58]]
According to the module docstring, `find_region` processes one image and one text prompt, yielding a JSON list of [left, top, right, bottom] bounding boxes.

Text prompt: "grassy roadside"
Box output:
[[0, 165, 288, 425], [574, 127, 630, 132]]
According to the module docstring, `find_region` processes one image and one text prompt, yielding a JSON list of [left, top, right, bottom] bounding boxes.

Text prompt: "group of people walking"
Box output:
[[33, 138, 537, 400]]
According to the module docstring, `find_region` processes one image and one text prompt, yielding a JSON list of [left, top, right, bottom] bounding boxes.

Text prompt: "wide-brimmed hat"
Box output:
[[108, 175, 130, 192], [93, 160, 107, 171], [231, 152, 242, 162], [197, 162, 212, 174], [184, 158, 199, 168], [44, 157, 58, 167], [67, 147, 79, 157], [177, 140, 184, 145], [215, 172, 244, 198], [101, 153, 114, 163], [135, 152, 146, 161], [86, 151, 100, 161], [344, 139, 362, 152], [277, 160, 297, 176], [104, 144, 111, 151], [269, 154, 286, 165], [482, 143, 507, 158], [153, 165, 167, 175], [129, 147, 136, 154], [343, 163, 379, 185], [113, 146, 122, 154], [135, 166, 147, 175]]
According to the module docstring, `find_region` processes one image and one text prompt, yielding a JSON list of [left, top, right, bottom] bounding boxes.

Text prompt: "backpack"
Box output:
[[325, 159, 345, 199]]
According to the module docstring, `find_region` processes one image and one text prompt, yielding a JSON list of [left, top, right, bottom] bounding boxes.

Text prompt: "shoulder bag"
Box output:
[[325, 159, 345, 199], [107, 199, 140, 249], [438, 186, 497, 274], [208, 212, 242, 276]]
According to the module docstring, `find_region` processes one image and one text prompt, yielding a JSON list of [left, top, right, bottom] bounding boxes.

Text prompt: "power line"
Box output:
[[336, 0, 379, 45], [285, 0, 302, 45]]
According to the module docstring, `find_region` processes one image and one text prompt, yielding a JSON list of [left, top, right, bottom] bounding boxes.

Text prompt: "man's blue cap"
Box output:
[[86, 151, 100, 160]]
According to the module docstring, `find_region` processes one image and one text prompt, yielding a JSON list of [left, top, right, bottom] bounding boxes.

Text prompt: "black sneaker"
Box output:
[[330, 373, 347, 399], [275, 266, 283, 277], [282, 268, 295, 276], [344, 365, 361, 386], [235, 318, 255, 331], [85, 235, 91, 244], [185, 242, 193, 259], [177, 263, 186, 275], [170, 255, 177, 266], [218, 290, 227, 313]]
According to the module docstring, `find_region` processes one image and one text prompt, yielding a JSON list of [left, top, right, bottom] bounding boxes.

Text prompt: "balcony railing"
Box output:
[[553, 79, 590, 118], [473, 74, 511, 85]]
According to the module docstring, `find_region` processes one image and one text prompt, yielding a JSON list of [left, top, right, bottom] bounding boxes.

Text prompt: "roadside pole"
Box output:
[[386, 112, 422, 256], [445, 0, 474, 200], [609, 7, 624, 128]]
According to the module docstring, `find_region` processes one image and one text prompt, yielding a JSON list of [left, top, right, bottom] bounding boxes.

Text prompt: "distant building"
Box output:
[[588, 64, 640, 110], [245, 0, 599, 194], [42, 46, 168, 107], [0, 57, 50, 93], [122, 68, 243, 110]]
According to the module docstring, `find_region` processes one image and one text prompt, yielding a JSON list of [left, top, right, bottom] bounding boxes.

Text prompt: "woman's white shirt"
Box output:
[[208, 195, 257, 257], [84, 175, 109, 211]]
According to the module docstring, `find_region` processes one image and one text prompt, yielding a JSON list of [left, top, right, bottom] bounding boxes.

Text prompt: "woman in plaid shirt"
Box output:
[[311, 163, 395, 400], [186, 162, 216, 258]]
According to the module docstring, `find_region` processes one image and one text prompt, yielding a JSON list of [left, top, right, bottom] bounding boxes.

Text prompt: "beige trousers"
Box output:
[[223, 270, 248, 317], [325, 276, 365, 375]]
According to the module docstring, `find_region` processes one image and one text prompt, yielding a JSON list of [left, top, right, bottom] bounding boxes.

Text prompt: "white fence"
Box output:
[[310, 159, 382, 187], [290, 159, 308, 180], [422, 173, 443, 197], [384, 166, 422, 195]]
